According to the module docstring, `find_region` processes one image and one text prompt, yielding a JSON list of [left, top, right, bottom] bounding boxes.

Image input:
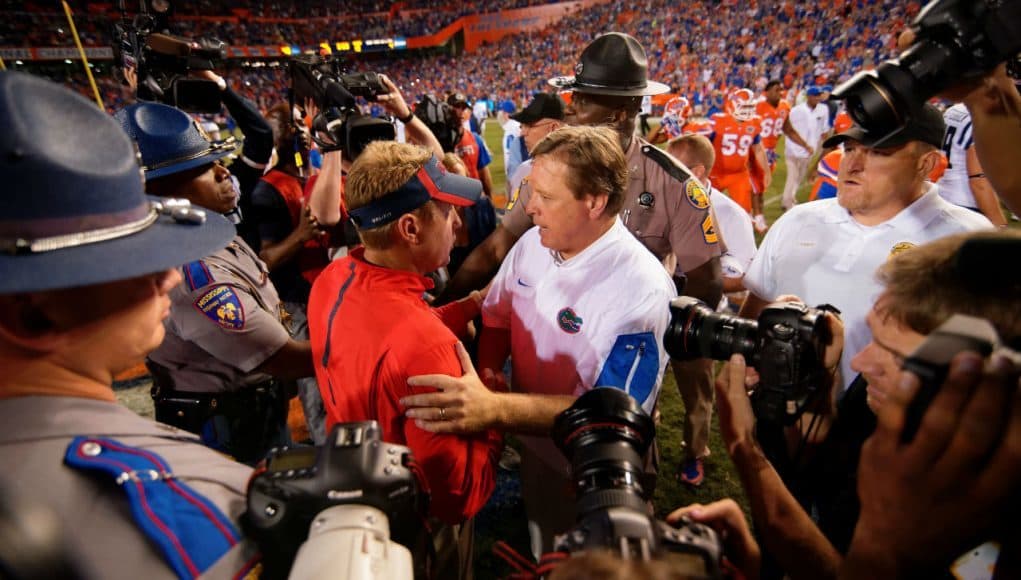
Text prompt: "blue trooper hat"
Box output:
[[0, 72, 234, 294], [115, 101, 237, 180]]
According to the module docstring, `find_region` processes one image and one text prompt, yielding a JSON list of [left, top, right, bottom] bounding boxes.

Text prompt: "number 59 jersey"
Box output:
[[708, 112, 762, 177]]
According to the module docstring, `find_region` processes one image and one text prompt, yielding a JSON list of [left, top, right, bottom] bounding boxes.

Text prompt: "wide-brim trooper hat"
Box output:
[[548, 32, 670, 97], [115, 101, 237, 180], [0, 72, 234, 294]]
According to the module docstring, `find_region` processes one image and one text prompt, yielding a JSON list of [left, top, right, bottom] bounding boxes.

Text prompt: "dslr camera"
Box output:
[[112, 1, 227, 113], [290, 55, 395, 159], [666, 297, 832, 425], [832, 0, 1021, 145], [550, 388, 723, 579], [244, 422, 421, 580]]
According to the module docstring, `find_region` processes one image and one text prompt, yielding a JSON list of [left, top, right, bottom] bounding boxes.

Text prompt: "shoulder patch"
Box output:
[[684, 179, 710, 209], [507, 176, 526, 211], [193, 285, 246, 331], [641, 144, 693, 183], [701, 213, 719, 245], [183, 260, 212, 291]]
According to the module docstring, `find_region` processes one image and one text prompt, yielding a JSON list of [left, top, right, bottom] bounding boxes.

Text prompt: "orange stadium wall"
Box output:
[[405, 0, 611, 51]]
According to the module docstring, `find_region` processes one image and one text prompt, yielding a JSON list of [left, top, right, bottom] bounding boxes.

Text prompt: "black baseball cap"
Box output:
[[511, 93, 566, 124], [447, 93, 469, 108], [823, 103, 945, 149]]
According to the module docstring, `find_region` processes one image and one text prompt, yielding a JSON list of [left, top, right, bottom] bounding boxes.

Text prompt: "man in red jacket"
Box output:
[[307, 140, 499, 579]]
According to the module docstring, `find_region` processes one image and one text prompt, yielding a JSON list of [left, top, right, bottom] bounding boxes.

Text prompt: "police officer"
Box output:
[[0, 72, 256, 577], [437, 32, 724, 485], [116, 102, 315, 464]]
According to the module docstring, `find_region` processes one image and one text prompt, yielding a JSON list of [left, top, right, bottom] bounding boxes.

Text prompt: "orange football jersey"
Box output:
[[709, 112, 762, 175], [756, 99, 791, 150]]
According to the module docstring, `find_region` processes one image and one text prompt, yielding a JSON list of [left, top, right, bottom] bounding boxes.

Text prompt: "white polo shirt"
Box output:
[[483, 217, 676, 461], [743, 186, 992, 389], [786, 101, 830, 159]]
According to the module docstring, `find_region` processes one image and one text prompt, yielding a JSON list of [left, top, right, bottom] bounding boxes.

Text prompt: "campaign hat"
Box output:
[[115, 101, 237, 180], [548, 32, 669, 97], [0, 72, 234, 293]]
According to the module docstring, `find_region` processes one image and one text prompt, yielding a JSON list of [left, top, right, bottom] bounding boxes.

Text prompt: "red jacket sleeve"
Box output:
[[433, 298, 480, 341], [376, 340, 500, 525]]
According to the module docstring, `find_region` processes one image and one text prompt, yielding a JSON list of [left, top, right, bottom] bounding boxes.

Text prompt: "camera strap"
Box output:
[[63, 436, 242, 578]]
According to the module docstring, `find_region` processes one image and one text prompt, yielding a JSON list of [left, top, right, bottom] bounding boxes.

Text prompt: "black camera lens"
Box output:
[[664, 296, 759, 364], [552, 388, 655, 515]]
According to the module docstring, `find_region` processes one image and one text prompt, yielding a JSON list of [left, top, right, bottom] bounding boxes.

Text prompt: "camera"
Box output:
[[665, 297, 832, 425], [900, 314, 1021, 443], [290, 55, 395, 159], [550, 388, 723, 578], [244, 421, 421, 580], [832, 0, 1021, 146], [415, 94, 463, 153], [112, 1, 227, 113]]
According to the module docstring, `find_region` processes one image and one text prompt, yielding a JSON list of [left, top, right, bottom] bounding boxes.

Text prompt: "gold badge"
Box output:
[[888, 241, 916, 260]]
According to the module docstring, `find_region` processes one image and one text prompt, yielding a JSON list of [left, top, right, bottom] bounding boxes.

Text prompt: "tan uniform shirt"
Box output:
[[149, 236, 290, 393], [502, 136, 722, 282], [0, 396, 257, 579]]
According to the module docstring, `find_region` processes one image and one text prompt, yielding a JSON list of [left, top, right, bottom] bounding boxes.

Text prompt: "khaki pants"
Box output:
[[673, 358, 714, 461], [783, 154, 812, 210]]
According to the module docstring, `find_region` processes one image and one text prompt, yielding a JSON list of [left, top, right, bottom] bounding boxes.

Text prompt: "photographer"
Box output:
[[305, 73, 444, 229], [0, 72, 257, 577], [116, 101, 315, 464], [716, 230, 1021, 578]]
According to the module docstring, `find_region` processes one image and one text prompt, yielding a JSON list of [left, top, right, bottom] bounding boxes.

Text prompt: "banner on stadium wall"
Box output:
[[0, 46, 113, 61], [461, 0, 611, 51]]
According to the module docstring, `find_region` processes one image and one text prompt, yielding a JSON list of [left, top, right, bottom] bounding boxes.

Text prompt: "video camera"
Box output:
[[550, 388, 723, 578], [112, 0, 227, 114], [289, 55, 395, 159], [244, 421, 421, 580], [665, 297, 833, 425], [832, 0, 1021, 146]]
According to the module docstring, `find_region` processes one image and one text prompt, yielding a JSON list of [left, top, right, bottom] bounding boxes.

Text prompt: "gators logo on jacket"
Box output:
[[557, 307, 583, 334]]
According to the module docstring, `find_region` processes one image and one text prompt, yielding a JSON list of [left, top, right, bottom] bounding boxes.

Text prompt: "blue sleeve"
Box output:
[[594, 332, 661, 408], [473, 132, 491, 169]]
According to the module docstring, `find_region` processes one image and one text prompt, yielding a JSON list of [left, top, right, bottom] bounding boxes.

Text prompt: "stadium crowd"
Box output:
[[7, 0, 918, 113]]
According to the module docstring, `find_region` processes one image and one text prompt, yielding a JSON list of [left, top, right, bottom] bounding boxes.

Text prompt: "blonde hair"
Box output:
[[668, 133, 716, 174], [876, 230, 1021, 341], [441, 152, 468, 176], [530, 125, 628, 215], [344, 141, 435, 249]]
